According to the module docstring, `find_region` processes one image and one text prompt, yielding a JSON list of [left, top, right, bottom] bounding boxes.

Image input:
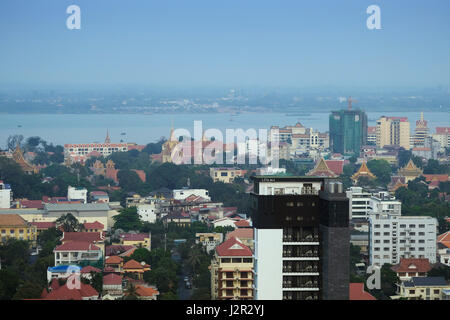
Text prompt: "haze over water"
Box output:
[[0, 112, 449, 148]]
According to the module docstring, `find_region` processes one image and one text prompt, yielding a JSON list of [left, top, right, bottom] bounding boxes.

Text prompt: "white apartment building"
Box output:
[[68, 186, 88, 203], [369, 214, 437, 267], [172, 189, 211, 201], [346, 187, 372, 220], [137, 201, 159, 223], [346, 188, 401, 220], [0, 181, 12, 209], [370, 191, 402, 216]]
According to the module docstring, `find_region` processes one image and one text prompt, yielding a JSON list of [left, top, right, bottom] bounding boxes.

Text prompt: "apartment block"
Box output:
[[376, 116, 410, 150], [369, 214, 437, 266], [251, 176, 349, 300], [210, 237, 254, 300]]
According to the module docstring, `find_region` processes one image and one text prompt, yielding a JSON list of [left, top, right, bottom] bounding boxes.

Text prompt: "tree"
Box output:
[[117, 170, 142, 192], [0, 269, 20, 300], [186, 247, 202, 275], [367, 159, 392, 185], [112, 207, 143, 232], [55, 213, 84, 232], [6, 134, 24, 151], [12, 281, 43, 300]]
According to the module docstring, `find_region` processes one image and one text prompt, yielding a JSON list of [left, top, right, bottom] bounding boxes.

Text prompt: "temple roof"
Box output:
[[12, 143, 37, 173], [351, 161, 376, 181], [307, 158, 338, 178], [398, 159, 423, 176]]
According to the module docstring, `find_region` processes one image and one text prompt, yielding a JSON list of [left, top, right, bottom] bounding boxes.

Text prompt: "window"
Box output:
[[374, 224, 380, 228]]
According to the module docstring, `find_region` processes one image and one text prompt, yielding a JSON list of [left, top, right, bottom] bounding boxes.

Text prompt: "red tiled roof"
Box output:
[[43, 283, 98, 300], [438, 231, 450, 248], [19, 199, 44, 209], [226, 228, 254, 240], [83, 221, 104, 230], [216, 237, 252, 257], [423, 174, 449, 183], [54, 242, 101, 252], [135, 285, 159, 297], [31, 222, 55, 229], [325, 160, 344, 175], [61, 232, 104, 243], [391, 258, 432, 273], [349, 283, 376, 300], [105, 256, 123, 264], [123, 259, 145, 269], [103, 273, 123, 286], [81, 265, 102, 274], [234, 220, 250, 228], [49, 278, 60, 291]]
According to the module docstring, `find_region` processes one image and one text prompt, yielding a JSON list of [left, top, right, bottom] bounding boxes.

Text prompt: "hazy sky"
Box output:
[[1, 0, 449, 88]]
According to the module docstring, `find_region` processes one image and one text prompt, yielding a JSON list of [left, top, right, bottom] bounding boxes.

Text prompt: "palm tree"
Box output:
[[56, 213, 83, 232]]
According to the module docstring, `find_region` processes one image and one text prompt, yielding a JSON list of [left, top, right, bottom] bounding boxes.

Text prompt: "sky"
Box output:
[[0, 0, 449, 89]]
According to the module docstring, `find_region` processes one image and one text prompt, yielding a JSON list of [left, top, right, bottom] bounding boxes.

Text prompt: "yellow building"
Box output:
[[210, 237, 254, 300], [0, 214, 37, 246], [210, 167, 245, 183], [120, 233, 151, 251], [396, 277, 450, 300], [376, 116, 410, 150]]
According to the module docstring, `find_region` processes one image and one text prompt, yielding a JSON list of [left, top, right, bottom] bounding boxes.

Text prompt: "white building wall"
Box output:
[[67, 186, 87, 203], [173, 189, 211, 201], [0, 189, 11, 209], [369, 214, 437, 266], [137, 204, 158, 223], [254, 228, 283, 300]]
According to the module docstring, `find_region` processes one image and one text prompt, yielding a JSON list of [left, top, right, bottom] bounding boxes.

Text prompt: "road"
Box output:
[[171, 250, 193, 300]]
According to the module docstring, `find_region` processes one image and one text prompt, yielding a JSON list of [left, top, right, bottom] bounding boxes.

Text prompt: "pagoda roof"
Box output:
[[306, 158, 338, 178], [351, 161, 376, 180], [398, 159, 423, 176]]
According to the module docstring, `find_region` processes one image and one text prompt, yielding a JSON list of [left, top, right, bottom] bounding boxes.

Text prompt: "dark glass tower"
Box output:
[[329, 109, 368, 155]]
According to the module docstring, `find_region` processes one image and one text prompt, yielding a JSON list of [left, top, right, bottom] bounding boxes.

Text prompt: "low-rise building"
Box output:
[[397, 277, 450, 300], [122, 259, 151, 280], [391, 258, 432, 282], [105, 255, 124, 273], [135, 285, 159, 300], [120, 233, 151, 250], [103, 273, 123, 299], [0, 213, 37, 246], [0, 180, 12, 209], [54, 242, 103, 267], [195, 232, 223, 253], [67, 186, 88, 204], [437, 231, 450, 266], [173, 189, 211, 202], [83, 221, 105, 232], [90, 191, 109, 203], [210, 167, 246, 183]]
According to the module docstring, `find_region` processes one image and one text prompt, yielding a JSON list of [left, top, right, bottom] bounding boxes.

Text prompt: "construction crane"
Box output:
[[348, 96, 358, 110]]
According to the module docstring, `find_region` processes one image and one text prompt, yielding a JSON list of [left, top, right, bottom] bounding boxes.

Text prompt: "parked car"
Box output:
[[185, 281, 191, 289]]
